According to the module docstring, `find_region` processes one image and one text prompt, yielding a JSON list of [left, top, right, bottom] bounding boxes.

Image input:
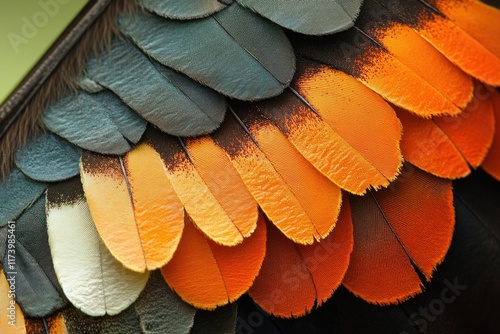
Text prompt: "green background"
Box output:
[[0, 0, 89, 105]]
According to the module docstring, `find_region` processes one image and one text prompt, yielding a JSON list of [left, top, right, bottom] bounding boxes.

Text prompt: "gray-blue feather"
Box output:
[[101, 90, 148, 143], [15, 133, 81, 182], [85, 38, 225, 136], [236, 0, 363, 35], [213, 3, 295, 86], [154, 62, 227, 126], [2, 195, 67, 317], [43, 90, 146, 155], [139, 0, 229, 19], [118, 3, 295, 101], [0, 169, 46, 227]]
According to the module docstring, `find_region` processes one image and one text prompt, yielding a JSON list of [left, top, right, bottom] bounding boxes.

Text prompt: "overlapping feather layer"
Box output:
[[1, 0, 500, 332]]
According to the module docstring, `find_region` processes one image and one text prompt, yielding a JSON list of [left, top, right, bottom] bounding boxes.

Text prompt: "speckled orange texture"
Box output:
[[416, 12, 500, 86], [148, 133, 252, 246], [213, 111, 341, 245], [343, 166, 454, 304], [397, 83, 495, 179], [161, 214, 266, 309], [434, 83, 495, 168], [397, 106, 470, 178], [185, 136, 258, 238], [124, 144, 185, 269], [227, 141, 318, 245], [25, 313, 68, 333], [371, 21, 473, 108], [362, 51, 463, 117], [284, 112, 388, 194], [428, 0, 500, 59], [81, 147, 184, 273], [248, 118, 342, 240], [249, 197, 353, 317], [81, 153, 146, 272], [45, 313, 68, 334], [294, 62, 403, 190]]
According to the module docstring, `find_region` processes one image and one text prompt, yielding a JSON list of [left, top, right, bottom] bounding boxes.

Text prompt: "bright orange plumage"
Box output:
[[0, 0, 499, 333]]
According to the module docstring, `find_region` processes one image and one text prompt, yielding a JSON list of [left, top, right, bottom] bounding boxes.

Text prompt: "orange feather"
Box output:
[[161, 214, 267, 309], [146, 129, 254, 246], [412, 6, 500, 86], [397, 83, 495, 179], [212, 111, 341, 245], [249, 198, 353, 317], [291, 28, 462, 117], [233, 105, 342, 240], [256, 90, 394, 195], [434, 83, 495, 168], [343, 165, 454, 304], [80, 149, 184, 272], [427, 0, 500, 59], [292, 59, 403, 192], [357, 1, 473, 109], [184, 136, 258, 238], [123, 144, 185, 268]]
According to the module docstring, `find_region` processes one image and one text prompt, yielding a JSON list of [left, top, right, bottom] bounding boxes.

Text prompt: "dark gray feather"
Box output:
[[43, 90, 146, 155], [118, 4, 295, 100], [134, 271, 196, 334], [236, 0, 362, 35], [2, 195, 67, 317], [86, 39, 224, 136], [0, 169, 46, 227]]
